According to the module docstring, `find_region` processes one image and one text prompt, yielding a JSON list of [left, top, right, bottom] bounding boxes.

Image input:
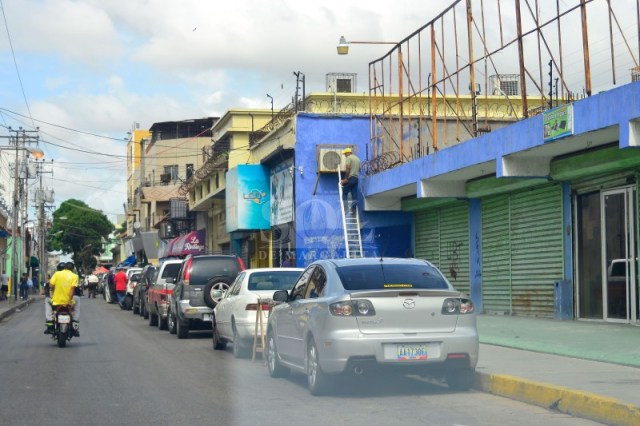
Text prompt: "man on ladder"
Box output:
[[340, 147, 361, 215]]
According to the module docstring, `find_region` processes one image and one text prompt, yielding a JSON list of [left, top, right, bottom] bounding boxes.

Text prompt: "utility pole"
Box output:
[[34, 160, 53, 287], [0, 127, 42, 302]]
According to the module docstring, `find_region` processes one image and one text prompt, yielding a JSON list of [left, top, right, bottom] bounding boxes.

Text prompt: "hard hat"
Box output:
[[342, 147, 352, 154]]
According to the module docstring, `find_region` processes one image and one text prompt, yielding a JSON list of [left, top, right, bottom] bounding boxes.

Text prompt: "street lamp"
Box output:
[[266, 94, 274, 121], [336, 35, 398, 55]]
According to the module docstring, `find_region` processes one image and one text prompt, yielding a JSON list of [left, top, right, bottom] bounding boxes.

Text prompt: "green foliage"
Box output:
[[47, 199, 115, 273]]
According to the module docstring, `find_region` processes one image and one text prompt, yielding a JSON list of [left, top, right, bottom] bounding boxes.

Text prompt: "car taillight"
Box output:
[[329, 300, 376, 317], [245, 303, 270, 311], [441, 298, 474, 315], [183, 258, 193, 285]]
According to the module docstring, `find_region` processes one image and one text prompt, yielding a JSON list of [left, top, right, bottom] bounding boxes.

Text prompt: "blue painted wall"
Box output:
[[293, 114, 412, 267]]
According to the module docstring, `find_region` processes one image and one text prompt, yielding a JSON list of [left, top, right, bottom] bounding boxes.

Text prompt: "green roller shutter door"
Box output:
[[482, 194, 511, 314], [481, 184, 563, 317], [510, 185, 563, 317], [414, 201, 470, 294]]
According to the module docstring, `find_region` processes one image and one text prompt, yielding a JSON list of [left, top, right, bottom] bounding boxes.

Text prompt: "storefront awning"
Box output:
[[162, 229, 206, 258]]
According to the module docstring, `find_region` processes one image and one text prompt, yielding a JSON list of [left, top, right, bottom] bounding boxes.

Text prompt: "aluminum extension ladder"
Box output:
[[338, 172, 363, 258]]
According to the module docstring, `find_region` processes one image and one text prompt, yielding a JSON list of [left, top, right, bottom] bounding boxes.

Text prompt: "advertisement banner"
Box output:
[[543, 104, 573, 142], [226, 165, 271, 232], [270, 158, 294, 226]]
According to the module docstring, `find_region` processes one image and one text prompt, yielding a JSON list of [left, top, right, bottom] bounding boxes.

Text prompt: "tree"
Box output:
[[47, 199, 115, 274]]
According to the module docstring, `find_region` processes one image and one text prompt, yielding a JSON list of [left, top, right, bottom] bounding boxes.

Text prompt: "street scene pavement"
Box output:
[[1, 295, 638, 426]]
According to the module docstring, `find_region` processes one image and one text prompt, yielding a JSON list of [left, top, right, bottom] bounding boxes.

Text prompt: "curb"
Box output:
[[0, 297, 38, 322], [474, 372, 640, 426]]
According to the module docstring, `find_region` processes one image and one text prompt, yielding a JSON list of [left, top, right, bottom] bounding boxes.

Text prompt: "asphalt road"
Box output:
[[0, 297, 603, 426]]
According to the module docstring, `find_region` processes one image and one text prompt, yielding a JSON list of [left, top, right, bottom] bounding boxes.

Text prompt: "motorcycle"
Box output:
[[51, 305, 77, 348]]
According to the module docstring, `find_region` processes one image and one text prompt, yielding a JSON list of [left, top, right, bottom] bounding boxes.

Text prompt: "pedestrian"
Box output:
[[27, 274, 33, 295], [340, 147, 361, 215], [114, 267, 128, 308], [0, 268, 8, 301], [86, 273, 99, 298], [282, 252, 294, 267], [19, 273, 29, 300]]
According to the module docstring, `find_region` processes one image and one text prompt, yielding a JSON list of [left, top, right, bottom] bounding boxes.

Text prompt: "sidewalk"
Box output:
[[0, 295, 41, 322], [1, 298, 638, 425], [475, 315, 640, 426]]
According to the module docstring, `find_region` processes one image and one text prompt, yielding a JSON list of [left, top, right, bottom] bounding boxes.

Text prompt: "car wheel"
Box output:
[[176, 318, 189, 339], [168, 310, 177, 334], [212, 322, 226, 350], [124, 295, 133, 311], [232, 325, 248, 359], [446, 369, 475, 391], [266, 330, 289, 378], [149, 312, 158, 327], [158, 315, 168, 331], [203, 278, 232, 309], [307, 339, 330, 395]]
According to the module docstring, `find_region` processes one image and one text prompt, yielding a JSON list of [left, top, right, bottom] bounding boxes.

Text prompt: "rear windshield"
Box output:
[[189, 258, 241, 285], [336, 263, 449, 291], [161, 263, 182, 279], [247, 271, 301, 291]]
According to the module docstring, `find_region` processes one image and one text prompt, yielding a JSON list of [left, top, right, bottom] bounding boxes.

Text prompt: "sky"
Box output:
[[0, 0, 456, 223], [0, 0, 638, 224]]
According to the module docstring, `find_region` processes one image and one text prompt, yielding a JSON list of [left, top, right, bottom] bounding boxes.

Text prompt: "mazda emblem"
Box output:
[[403, 299, 415, 309]]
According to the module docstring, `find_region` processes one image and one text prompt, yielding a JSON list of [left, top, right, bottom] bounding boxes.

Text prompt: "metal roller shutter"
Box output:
[[439, 202, 470, 294], [481, 194, 511, 314], [414, 211, 440, 265], [510, 185, 563, 317], [414, 201, 470, 294]]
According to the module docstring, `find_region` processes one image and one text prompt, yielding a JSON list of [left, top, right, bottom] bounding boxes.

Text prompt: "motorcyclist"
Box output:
[[45, 262, 81, 336]]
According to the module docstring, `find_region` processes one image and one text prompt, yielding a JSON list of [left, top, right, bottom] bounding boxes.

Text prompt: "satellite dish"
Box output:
[[133, 221, 141, 230]]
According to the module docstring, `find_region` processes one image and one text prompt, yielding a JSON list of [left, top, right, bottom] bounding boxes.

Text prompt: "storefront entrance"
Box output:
[[576, 185, 639, 323]]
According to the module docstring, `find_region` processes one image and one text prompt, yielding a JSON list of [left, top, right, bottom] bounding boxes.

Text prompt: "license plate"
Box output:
[[202, 314, 212, 322], [58, 315, 71, 324], [397, 344, 427, 360]]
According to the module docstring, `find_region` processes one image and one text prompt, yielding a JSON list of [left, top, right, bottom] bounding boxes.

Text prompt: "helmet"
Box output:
[[342, 147, 352, 154], [65, 261, 75, 270], [56, 262, 66, 271]]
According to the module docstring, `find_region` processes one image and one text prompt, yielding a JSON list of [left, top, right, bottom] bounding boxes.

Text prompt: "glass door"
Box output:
[[601, 187, 637, 322]]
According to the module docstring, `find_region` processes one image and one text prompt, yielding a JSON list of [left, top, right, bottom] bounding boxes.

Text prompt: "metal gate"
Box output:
[[481, 184, 563, 316], [414, 201, 470, 293]]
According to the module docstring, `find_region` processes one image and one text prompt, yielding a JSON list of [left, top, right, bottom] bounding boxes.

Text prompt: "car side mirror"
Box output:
[[272, 290, 289, 303]]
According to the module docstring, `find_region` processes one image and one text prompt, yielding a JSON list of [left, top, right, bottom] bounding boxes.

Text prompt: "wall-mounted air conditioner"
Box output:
[[316, 145, 350, 173]]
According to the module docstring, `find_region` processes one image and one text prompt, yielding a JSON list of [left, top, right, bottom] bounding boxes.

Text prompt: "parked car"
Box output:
[[168, 254, 245, 339], [103, 269, 116, 303], [213, 267, 304, 358], [146, 259, 182, 330], [264, 257, 479, 395], [122, 267, 144, 310], [133, 265, 157, 316]]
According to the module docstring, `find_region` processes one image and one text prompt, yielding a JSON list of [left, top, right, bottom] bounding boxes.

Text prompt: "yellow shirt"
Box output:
[[50, 270, 78, 306]]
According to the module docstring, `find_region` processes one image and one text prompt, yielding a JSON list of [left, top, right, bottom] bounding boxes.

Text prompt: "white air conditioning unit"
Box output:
[[316, 146, 349, 173]]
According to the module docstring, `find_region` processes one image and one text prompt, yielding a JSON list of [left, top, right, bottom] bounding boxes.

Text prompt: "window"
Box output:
[[164, 165, 178, 181], [291, 268, 313, 300], [186, 164, 194, 179], [336, 264, 449, 291], [306, 267, 327, 298]]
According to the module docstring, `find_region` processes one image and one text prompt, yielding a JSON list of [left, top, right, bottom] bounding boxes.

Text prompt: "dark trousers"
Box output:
[[342, 176, 359, 212]]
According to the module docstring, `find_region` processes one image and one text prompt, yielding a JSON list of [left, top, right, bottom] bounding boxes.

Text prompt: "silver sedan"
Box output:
[[265, 257, 479, 395]]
